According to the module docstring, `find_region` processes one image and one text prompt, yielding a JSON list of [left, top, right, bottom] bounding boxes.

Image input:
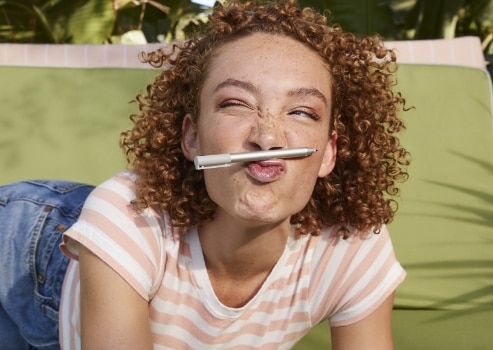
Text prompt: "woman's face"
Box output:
[[182, 33, 337, 228]]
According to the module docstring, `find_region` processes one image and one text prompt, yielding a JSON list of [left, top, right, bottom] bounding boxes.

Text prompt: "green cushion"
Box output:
[[390, 64, 493, 349], [0, 66, 159, 184], [392, 64, 493, 311]]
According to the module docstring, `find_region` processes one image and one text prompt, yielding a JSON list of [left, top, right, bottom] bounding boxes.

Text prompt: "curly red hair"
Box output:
[[120, 0, 410, 237]]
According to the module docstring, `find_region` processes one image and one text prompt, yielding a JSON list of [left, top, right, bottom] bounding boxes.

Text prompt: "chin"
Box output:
[[234, 204, 301, 228]]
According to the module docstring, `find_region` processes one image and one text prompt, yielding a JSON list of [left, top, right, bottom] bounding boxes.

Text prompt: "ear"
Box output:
[[318, 131, 337, 178], [181, 114, 200, 161]]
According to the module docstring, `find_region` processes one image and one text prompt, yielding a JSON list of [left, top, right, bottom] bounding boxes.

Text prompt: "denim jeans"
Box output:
[[0, 180, 93, 350]]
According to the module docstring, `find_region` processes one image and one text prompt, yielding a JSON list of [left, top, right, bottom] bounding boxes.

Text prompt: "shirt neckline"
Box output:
[[184, 226, 298, 318]]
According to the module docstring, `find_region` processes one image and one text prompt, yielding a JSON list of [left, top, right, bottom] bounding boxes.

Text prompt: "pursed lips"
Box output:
[[246, 159, 285, 183]]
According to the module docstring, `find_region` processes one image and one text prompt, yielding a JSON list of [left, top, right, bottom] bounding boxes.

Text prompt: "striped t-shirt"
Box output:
[[59, 171, 406, 349]]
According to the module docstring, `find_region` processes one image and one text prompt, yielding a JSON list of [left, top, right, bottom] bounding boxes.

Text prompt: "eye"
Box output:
[[289, 108, 320, 121], [218, 99, 254, 110]]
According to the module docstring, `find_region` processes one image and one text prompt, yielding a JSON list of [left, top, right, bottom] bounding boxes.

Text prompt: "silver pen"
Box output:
[[194, 147, 317, 170]]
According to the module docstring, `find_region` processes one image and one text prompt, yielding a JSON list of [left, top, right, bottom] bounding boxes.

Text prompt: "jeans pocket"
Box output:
[[0, 180, 93, 348], [32, 213, 71, 312], [34, 290, 61, 323]]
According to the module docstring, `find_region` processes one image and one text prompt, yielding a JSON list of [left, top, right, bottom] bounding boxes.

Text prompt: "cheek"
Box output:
[[199, 119, 252, 153], [202, 171, 221, 205], [283, 175, 318, 215], [288, 126, 330, 154], [202, 167, 238, 201]]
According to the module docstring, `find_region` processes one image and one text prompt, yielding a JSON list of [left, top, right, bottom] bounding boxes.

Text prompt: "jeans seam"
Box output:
[[29, 206, 51, 294]]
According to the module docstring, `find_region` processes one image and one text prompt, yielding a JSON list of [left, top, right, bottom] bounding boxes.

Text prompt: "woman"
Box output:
[[0, 0, 410, 348]]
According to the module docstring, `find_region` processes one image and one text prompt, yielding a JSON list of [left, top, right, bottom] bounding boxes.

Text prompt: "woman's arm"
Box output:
[[78, 244, 153, 350], [330, 293, 395, 350]]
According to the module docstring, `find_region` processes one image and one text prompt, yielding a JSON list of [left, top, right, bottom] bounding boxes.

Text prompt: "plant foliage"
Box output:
[[1, 0, 493, 45], [0, 0, 211, 44]]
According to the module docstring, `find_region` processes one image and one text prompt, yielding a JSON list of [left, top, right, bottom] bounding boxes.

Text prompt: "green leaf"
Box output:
[[0, 0, 116, 43], [404, 0, 493, 39], [303, 0, 403, 39], [64, 0, 115, 43], [406, 0, 464, 39], [0, 1, 43, 42]]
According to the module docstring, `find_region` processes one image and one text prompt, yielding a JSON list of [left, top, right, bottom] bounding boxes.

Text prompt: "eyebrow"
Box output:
[[214, 79, 257, 94], [213, 79, 328, 106], [287, 87, 328, 106]]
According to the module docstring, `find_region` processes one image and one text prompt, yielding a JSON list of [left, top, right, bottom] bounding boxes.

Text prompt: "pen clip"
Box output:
[[196, 163, 231, 170], [194, 153, 232, 170]]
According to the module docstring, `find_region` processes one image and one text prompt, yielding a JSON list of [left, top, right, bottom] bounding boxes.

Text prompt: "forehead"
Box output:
[[203, 33, 332, 91]]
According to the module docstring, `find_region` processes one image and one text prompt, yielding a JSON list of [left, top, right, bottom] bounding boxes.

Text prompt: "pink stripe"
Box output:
[[335, 233, 390, 300], [150, 310, 310, 345], [69, 232, 150, 300], [309, 232, 363, 320], [330, 272, 406, 327], [338, 249, 395, 309]]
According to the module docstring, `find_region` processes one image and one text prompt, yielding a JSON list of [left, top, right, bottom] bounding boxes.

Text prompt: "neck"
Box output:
[[198, 215, 291, 279]]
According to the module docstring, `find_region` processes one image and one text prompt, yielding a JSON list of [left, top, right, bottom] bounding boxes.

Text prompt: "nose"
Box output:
[[247, 112, 287, 151]]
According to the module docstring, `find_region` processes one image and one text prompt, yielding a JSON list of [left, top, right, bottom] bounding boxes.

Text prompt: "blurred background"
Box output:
[[1, 0, 493, 45]]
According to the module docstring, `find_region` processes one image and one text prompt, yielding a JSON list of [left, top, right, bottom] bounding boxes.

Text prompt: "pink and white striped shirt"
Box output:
[[59, 171, 405, 349]]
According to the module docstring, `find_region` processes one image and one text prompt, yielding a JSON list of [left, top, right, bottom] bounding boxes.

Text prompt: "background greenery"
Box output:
[[1, 0, 493, 46]]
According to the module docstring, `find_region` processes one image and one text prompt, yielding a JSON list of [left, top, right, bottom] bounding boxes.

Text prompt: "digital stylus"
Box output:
[[194, 147, 317, 170]]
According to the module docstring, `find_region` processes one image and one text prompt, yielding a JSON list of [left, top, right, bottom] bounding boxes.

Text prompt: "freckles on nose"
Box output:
[[255, 110, 279, 132], [258, 109, 279, 127], [249, 111, 287, 149], [260, 118, 278, 132]]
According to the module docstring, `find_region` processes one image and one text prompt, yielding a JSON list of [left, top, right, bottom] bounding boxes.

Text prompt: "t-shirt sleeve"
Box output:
[[309, 225, 406, 327], [61, 171, 166, 301]]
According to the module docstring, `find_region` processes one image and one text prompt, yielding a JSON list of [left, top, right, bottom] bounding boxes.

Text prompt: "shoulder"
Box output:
[[63, 171, 173, 299], [311, 225, 395, 262], [87, 170, 138, 204], [80, 171, 171, 235], [307, 225, 405, 325]]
